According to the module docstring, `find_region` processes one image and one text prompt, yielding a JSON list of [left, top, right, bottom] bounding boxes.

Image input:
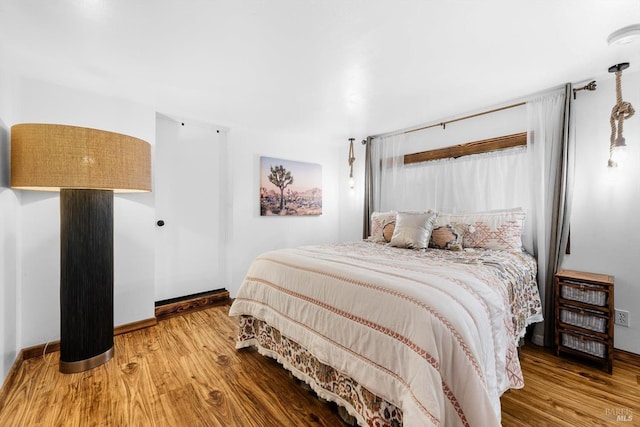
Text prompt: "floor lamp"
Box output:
[[11, 123, 151, 373]]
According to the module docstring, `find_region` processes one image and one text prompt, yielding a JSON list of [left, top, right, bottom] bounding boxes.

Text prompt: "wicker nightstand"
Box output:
[[554, 269, 614, 373]]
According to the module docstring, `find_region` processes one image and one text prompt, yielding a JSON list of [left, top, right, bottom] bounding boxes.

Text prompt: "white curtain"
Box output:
[[368, 86, 572, 346], [371, 133, 534, 253]]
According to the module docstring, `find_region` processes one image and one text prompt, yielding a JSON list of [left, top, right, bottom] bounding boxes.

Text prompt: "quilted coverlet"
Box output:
[[229, 241, 542, 427]]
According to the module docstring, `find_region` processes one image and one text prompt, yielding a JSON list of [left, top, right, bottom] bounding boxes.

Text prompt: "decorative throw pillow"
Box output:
[[382, 221, 396, 243], [429, 223, 467, 251], [389, 211, 438, 249], [369, 211, 396, 243], [436, 208, 526, 251]]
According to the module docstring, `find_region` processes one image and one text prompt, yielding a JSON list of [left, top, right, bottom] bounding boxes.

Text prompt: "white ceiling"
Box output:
[[1, 0, 639, 142]]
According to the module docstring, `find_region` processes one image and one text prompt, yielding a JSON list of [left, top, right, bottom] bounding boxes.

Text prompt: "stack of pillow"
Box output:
[[368, 208, 525, 252]]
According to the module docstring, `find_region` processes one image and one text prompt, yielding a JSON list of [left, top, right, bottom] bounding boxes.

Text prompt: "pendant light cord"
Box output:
[[610, 70, 635, 159]]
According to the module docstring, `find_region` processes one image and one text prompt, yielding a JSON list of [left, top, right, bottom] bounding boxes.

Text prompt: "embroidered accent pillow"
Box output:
[[389, 211, 438, 250], [436, 208, 526, 251], [369, 211, 396, 243], [429, 223, 467, 251]]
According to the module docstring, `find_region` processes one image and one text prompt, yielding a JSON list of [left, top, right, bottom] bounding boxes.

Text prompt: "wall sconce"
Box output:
[[607, 63, 635, 167], [11, 123, 151, 373], [348, 137, 355, 188]]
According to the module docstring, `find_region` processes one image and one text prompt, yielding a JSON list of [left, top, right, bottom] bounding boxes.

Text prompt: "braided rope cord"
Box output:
[[609, 71, 636, 161]]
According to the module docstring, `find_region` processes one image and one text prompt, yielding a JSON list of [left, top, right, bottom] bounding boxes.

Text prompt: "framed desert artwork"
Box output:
[[260, 156, 322, 216]]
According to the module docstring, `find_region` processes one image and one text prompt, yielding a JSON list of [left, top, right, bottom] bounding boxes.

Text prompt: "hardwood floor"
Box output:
[[0, 305, 343, 426], [0, 304, 638, 426], [501, 345, 640, 426]]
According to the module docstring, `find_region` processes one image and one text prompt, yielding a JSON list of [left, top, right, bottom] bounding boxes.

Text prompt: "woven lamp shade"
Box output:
[[11, 123, 151, 192]]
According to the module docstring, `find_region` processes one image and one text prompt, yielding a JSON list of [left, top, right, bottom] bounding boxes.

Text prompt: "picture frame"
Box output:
[[260, 156, 322, 216]]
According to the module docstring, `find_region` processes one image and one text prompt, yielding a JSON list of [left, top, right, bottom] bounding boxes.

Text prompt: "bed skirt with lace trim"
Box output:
[[237, 315, 403, 427]]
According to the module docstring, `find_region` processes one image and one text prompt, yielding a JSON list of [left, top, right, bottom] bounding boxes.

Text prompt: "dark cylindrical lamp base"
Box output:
[[60, 189, 114, 373]]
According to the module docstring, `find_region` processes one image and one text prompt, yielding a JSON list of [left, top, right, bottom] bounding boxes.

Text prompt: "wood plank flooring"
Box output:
[[501, 344, 640, 426], [0, 304, 638, 426]]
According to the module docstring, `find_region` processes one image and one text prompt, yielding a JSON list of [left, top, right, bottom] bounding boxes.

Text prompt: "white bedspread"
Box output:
[[229, 241, 542, 427]]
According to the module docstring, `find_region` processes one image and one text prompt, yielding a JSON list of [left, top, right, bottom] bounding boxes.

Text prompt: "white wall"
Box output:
[[0, 118, 20, 383], [561, 70, 640, 354], [8, 76, 157, 348], [228, 128, 343, 296], [0, 59, 21, 383]]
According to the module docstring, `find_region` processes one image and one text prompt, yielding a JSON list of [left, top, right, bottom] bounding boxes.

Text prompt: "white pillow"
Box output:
[[389, 211, 438, 249], [436, 208, 525, 251], [369, 211, 396, 243]]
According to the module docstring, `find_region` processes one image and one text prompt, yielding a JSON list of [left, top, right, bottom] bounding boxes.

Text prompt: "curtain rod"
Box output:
[[403, 102, 526, 135], [367, 101, 527, 141], [368, 79, 595, 141]]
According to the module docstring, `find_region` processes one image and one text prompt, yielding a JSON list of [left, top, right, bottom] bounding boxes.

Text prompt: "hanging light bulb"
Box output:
[[609, 136, 628, 167]]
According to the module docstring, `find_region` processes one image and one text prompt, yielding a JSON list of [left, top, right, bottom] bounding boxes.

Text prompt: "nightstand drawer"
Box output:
[[559, 280, 608, 306], [560, 330, 607, 359], [559, 305, 608, 334]]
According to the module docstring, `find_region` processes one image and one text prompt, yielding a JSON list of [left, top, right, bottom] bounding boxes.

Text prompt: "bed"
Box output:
[[228, 211, 543, 426]]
